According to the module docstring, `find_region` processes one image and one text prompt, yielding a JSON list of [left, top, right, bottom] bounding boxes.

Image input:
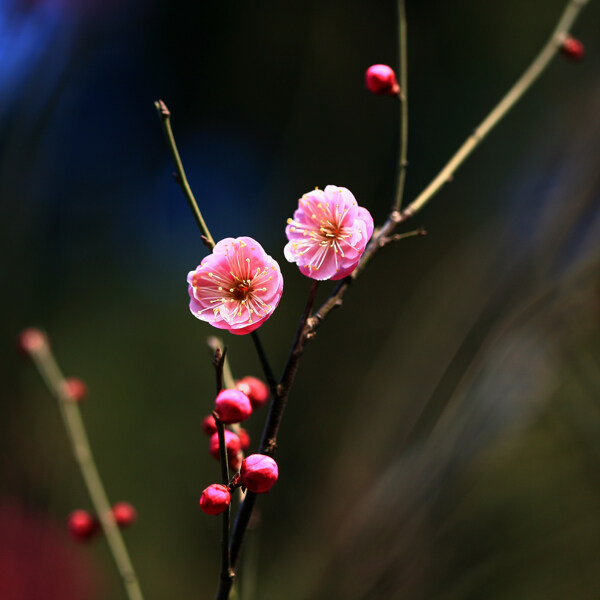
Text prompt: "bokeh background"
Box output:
[[3, 0, 600, 598]]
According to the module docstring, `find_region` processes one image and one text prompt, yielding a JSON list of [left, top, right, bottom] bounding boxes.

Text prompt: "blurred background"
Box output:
[[3, 0, 600, 598]]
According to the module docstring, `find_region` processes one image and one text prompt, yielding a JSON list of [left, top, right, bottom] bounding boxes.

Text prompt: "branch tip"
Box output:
[[155, 99, 170, 118]]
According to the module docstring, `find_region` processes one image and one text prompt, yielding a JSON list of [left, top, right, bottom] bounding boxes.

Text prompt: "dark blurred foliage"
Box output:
[[2, 0, 600, 598]]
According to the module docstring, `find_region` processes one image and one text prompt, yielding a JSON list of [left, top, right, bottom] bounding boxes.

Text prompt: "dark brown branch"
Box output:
[[211, 350, 233, 588]]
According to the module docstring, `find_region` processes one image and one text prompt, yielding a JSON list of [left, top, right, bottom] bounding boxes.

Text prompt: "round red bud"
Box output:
[[214, 389, 252, 423], [111, 502, 137, 528], [67, 510, 99, 542], [202, 414, 218, 436], [199, 484, 231, 515], [209, 430, 242, 461], [237, 428, 251, 451], [17, 328, 46, 355], [236, 376, 269, 409], [561, 35, 584, 61], [63, 377, 88, 402], [229, 451, 243, 472], [241, 454, 279, 493], [365, 64, 400, 96]]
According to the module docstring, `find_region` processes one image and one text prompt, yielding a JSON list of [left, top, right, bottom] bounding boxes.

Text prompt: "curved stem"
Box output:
[[392, 0, 408, 212], [30, 341, 144, 600], [155, 99, 216, 249]]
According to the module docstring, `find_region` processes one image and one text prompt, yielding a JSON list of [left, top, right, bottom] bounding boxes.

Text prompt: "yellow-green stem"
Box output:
[[393, 0, 408, 212], [155, 99, 216, 249]]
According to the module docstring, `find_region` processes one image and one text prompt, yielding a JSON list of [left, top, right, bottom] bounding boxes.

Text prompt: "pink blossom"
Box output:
[[284, 186, 374, 280], [188, 237, 284, 335]]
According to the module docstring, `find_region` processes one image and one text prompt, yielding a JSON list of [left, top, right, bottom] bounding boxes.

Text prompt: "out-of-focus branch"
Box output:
[[29, 337, 145, 600]]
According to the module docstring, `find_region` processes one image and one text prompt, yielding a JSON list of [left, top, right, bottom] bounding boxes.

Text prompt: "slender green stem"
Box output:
[[155, 99, 216, 248], [392, 0, 408, 212], [29, 341, 144, 600]]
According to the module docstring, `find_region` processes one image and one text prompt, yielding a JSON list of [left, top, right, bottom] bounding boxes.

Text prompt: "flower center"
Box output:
[[231, 281, 252, 301]]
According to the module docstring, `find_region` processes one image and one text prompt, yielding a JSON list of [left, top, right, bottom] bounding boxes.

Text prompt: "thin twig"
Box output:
[[29, 340, 144, 600], [261, 280, 319, 454], [250, 331, 278, 397], [207, 336, 236, 389], [392, 0, 408, 212], [154, 99, 216, 249], [212, 348, 234, 586]]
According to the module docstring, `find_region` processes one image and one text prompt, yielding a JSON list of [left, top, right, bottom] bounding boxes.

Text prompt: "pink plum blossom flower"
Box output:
[[284, 185, 374, 280], [188, 237, 283, 335]]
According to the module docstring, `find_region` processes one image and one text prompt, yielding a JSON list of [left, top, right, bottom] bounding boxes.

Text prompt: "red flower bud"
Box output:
[[236, 376, 269, 409], [237, 427, 251, 451], [199, 484, 231, 515], [214, 389, 252, 424], [111, 502, 137, 528], [229, 451, 243, 472], [365, 64, 400, 96], [67, 510, 99, 542], [63, 377, 88, 402], [202, 414, 218, 436], [561, 35, 584, 61], [209, 430, 242, 461], [240, 454, 278, 493], [17, 328, 46, 355]]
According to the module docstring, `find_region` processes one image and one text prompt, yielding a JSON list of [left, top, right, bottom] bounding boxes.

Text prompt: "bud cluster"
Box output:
[[199, 374, 279, 515], [199, 454, 279, 515], [67, 502, 137, 542]]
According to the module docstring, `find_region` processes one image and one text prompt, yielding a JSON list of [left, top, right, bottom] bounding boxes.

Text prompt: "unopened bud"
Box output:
[[199, 484, 231, 515], [214, 389, 252, 424], [365, 64, 400, 96], [237, 427, 251, 451], [240, 454, 278, 493], [202, 414, 218, 436], [67, 510, 99, 542], [561, 35, 584, 61], [209, 430, 242, 461], [236, 376, 269, 409], [63, 378, 88, 402], [111, 502, 137, 528], [17, 328, 46, 355]]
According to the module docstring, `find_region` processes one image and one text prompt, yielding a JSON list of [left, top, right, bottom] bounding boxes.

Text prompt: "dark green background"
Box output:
[[3, 0, 600, 598]]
